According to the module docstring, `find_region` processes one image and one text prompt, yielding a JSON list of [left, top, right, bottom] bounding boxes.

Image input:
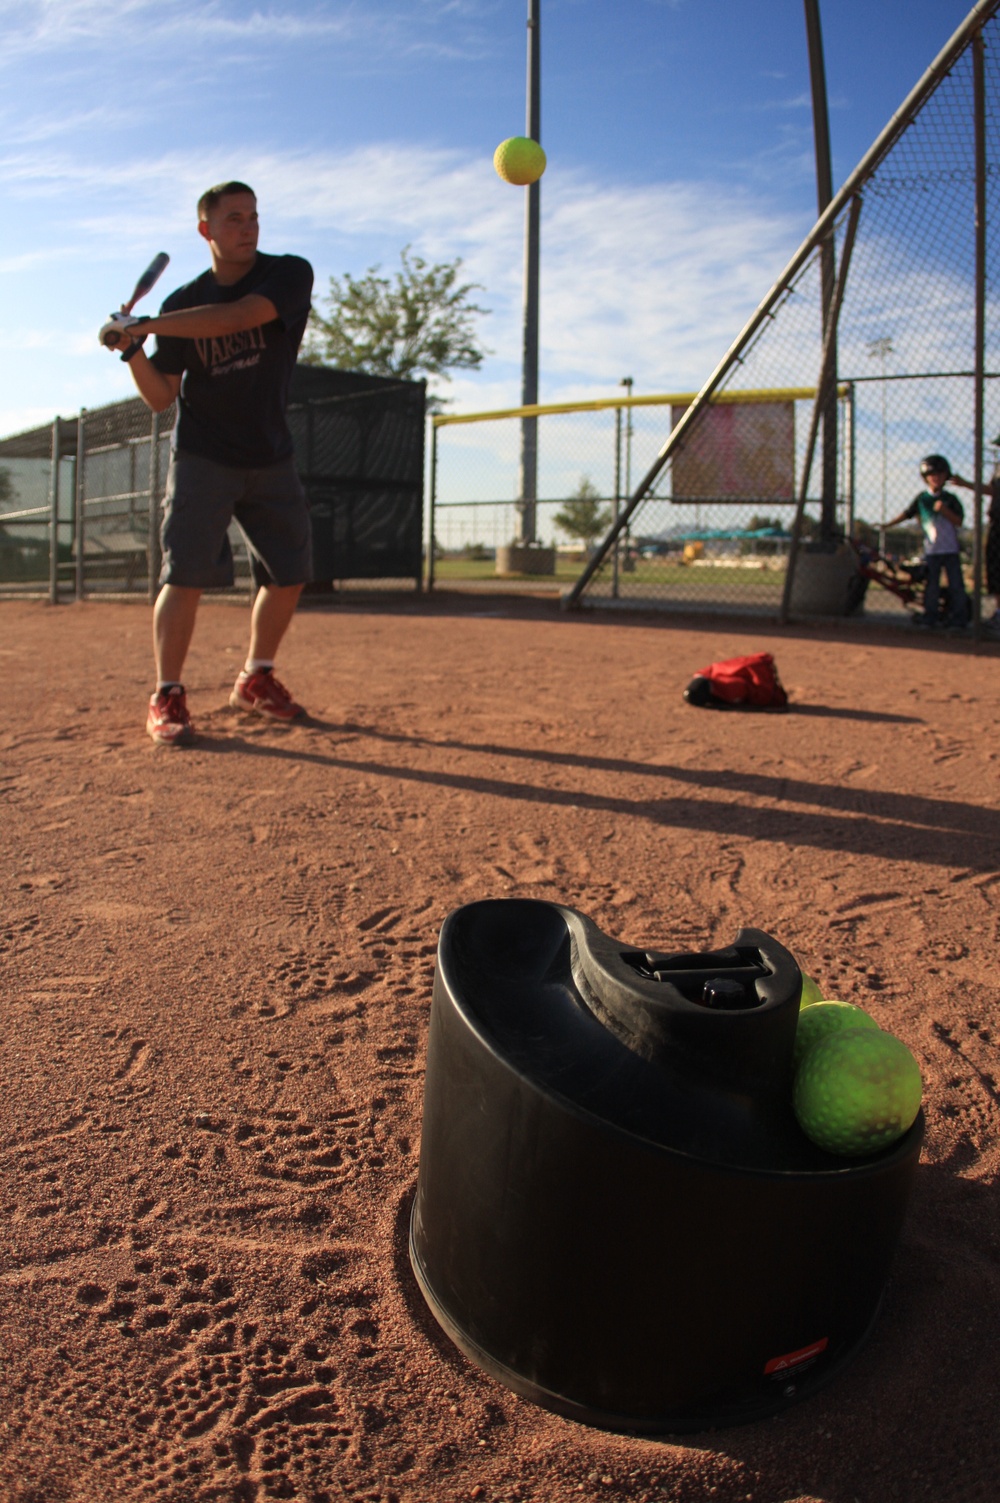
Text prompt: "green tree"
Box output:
[[554, 478, 613, 549], [304, 247, 489, 401]]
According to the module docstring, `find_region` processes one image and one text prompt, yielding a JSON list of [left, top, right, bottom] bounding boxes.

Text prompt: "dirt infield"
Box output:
[[2, 593, 998, 1503]]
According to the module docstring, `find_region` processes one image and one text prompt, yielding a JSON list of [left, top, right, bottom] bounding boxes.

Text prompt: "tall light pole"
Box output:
[[620, 376, 634, 499], [515, 0, 541, 546], [804, 0, 838, 540]]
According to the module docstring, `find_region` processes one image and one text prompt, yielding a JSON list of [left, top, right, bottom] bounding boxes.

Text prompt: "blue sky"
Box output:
[[0, 0, 981, 437]]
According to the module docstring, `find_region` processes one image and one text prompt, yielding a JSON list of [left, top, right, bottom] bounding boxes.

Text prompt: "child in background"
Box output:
[[951, 456, 1000, 636], [884, 454, 968, 630]]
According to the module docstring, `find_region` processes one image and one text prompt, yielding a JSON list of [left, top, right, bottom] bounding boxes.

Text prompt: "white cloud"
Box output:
[[0, 404, 61, 436], [0, 247, 79, 275], [0, 1, 340, 52], [0, 137, 805, 437], [0, 328, 91, 352], [0, 0, 498, 65], [0, 104, 139, 146]]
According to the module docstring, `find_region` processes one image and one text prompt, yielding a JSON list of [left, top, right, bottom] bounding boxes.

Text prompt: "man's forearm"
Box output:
[[126, 348, 180, 414], [132, 294, 278, 343]]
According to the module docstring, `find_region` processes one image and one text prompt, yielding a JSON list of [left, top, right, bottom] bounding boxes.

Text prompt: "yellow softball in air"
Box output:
[[494, 136, 547, 185]]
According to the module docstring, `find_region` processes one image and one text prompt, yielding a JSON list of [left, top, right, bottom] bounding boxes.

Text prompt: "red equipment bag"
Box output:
[[684, 652, 788, 710]]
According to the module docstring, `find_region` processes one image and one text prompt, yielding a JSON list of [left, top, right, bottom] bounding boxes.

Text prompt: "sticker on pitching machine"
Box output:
[[764, 1337, 829, 1377]]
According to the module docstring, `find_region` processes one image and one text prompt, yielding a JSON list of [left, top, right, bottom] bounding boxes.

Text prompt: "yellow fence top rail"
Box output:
[[431, 386, 848, 428]]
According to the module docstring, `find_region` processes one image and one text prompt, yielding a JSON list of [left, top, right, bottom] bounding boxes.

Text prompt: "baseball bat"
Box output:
[[102, 251, 171, 351], [127, 251, 170, 309]]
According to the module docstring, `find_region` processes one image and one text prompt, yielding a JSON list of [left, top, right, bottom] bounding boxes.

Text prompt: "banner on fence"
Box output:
[[669, 400, 795, 504]]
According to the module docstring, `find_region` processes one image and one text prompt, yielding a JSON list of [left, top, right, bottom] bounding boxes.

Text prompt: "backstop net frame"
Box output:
[[556, 0, 1000, 632], [429, 385, 852, 615]]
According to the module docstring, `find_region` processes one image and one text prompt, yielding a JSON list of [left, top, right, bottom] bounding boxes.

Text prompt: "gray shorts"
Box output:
[[160, 449, 312, 590]]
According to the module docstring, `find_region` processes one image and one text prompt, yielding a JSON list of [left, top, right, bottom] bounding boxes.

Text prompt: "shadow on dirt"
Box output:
[[189, 721, 1000, 871], [298, 586, 1000, 656]]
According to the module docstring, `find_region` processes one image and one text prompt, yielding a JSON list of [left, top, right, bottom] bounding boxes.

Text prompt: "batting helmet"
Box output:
[[920, 453, 951, 477]]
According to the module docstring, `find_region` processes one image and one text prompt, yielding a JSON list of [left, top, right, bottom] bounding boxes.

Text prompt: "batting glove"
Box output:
[[99, 312, 148, 353]]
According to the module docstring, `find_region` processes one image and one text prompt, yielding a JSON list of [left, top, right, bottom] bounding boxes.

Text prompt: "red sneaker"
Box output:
[[146, 685, 195, 746], [230, 669, 305, 721]]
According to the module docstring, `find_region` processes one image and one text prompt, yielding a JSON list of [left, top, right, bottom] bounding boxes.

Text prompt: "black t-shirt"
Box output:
[[150, 252, 313, 468]]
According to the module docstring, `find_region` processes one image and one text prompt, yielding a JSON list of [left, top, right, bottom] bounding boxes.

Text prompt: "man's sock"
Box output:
[[244, 659, 274, 675], [156, 681, 184, 694]]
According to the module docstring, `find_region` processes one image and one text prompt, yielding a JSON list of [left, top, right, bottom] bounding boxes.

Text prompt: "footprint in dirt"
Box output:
[[229, 1104, 391, 1197]]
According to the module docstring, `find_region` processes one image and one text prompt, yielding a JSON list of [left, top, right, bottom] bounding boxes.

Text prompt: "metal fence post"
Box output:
[[781, 194, 862, 623], [148, 410, 161, 603], [845, 382, 856, 539], [424, 420, 436, 595], [427, 420, 438, 592], [48, 416, 61, 605], [972, 27, 986, 640], [620, 379, 633, 576], [612, 406, 622, 598], [75, 408, 86, 601]]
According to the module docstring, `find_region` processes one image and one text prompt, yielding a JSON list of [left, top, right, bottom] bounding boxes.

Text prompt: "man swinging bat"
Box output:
[[100, 181, 314, 747]]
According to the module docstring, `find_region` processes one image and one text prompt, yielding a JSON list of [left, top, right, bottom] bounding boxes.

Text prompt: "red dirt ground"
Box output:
[[2, 593, 998, 1503]]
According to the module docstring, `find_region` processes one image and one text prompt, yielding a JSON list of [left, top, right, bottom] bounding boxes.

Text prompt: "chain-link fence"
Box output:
[[79, 401, 169, 599], [565, 4, 1000, 633], [429, 6, 1000, 635], [0, 367, 425, 600], [429, 387, 841, 605], [429, 395, 665, 567]]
